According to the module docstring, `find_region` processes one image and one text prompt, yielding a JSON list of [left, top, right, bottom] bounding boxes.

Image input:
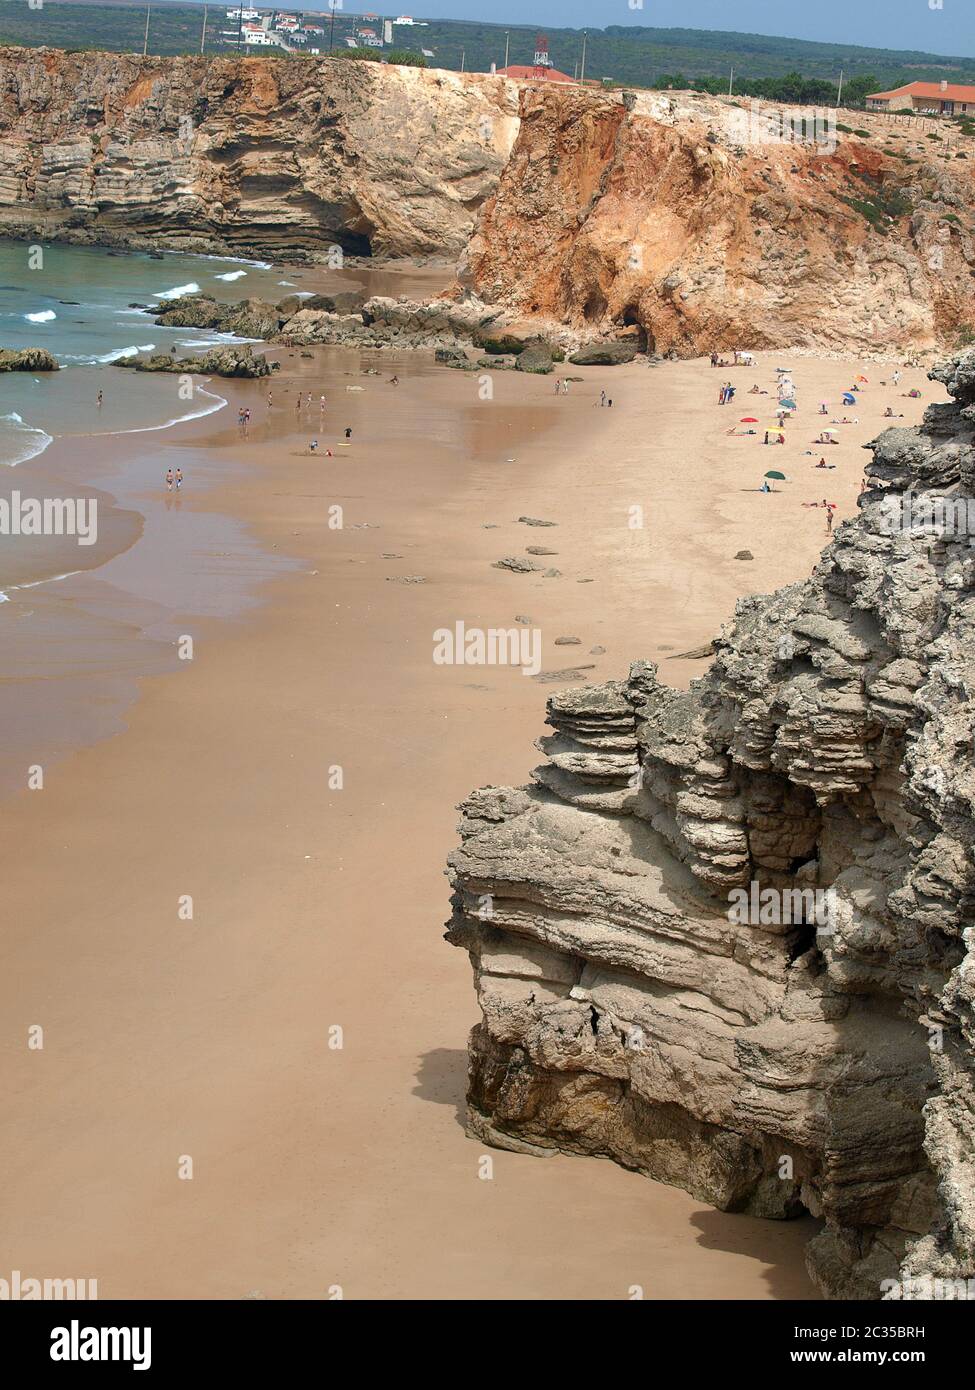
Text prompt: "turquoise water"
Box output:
[[0, 239, 305, 462]]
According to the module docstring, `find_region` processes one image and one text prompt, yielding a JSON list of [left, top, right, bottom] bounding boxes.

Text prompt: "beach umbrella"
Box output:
[[740, 417, 759, 423], [842, 392, 856, 405], [765, 470, 787, 480], [780, 398, 797, 409]]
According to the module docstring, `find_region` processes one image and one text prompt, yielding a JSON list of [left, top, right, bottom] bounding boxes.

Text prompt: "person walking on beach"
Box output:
[[345, 427, 352, 440], [166, 468, 174, 492], [600, 390, 606, 408], [175, 468, 183, 491], [320, 395, 327, 414], [96, 389, 103, 409], [267, 390, 273, 409]]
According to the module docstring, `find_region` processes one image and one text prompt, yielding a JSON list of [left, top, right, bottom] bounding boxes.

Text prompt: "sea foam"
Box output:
[[154, 282, 201, 300]]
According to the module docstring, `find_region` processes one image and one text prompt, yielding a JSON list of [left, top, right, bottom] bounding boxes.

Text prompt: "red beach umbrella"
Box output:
[[740, 417, 759, 423]]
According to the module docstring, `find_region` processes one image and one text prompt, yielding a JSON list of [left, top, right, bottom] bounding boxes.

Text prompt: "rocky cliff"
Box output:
[[461, 87, 975, 356], [0, 47, 518, 258], [2, 47, 973, 356], [446, 348, 975, 1300]]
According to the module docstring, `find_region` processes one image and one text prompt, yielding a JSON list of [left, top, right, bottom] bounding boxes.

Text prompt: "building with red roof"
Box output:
[[496, 64, 576, 85], [866, 81, 975, 115]]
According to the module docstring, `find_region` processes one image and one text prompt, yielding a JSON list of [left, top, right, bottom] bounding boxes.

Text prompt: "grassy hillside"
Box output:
[[2, 1, 975, 93]]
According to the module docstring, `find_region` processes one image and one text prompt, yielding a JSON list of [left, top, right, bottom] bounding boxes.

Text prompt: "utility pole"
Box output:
[[836, 68, 845, 109], [329, 2, 337, 53], [580, 31, 587, 85], [200, 4, 208, 54], [504, 31, 509, 71], [728, 67, 734, 97], [142, 3, 151, 57], [461, 49, 466, 73]]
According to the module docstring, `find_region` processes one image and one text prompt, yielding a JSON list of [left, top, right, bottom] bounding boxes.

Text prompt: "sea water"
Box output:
[[0, 238, 293, 464]]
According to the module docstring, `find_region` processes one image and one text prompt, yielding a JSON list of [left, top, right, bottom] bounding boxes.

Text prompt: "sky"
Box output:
[[321, 0, 975, 59]]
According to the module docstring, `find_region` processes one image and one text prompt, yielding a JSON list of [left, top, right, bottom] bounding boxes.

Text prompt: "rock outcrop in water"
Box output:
[[0, 347, 58, 371], [118, 344, 272, 377], [446, 348, 975, 1300]]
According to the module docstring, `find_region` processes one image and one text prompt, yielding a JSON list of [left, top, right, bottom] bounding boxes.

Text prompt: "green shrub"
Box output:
[[385, 49, 428, 66], [338, 47, 382, 62]]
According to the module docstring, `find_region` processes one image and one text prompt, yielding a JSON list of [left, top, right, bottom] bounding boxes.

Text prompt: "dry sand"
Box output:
[[0, 342, 941, 1299]]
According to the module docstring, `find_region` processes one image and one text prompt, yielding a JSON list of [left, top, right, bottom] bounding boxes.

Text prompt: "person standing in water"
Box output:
[[96, 389, 103, 409], [175, 469, 183, 491], [166, 468, 174, 491], [345, 427, 352, 440]]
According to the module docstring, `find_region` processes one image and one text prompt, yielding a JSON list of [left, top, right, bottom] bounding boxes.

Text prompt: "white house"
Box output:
[[394, 15, 415, 23], [243, 29, 275, 45]]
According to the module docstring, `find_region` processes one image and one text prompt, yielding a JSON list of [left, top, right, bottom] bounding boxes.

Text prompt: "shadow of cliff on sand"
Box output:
[[414, 1047, 468, 1129], [691, 1208, 823, 1300]]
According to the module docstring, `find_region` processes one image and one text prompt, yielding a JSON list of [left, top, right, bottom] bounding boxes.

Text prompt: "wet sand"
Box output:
[[0, 342, 941, 1299]]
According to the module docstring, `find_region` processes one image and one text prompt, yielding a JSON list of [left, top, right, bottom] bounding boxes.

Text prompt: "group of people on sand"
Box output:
[[554, 378, 571, 395], [165, 468, 183, 491], [718, 382, 737, 405], [710, 349, 754, 368]]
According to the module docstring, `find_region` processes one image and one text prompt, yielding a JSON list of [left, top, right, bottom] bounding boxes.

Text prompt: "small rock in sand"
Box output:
[[526, 546, 558, 556], [590, 645, 606, 655], [735, 550, 754, 560], [493, 556, 538, 573], [518, 516, 557, 527], [515, 614, 532, 625], [543, 568, 562, 578], [554, 636, 581, 646], [532, 664, 596, 684]]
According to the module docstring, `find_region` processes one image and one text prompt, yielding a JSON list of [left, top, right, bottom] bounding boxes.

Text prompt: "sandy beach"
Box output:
[[0, 335, 942, 1299]]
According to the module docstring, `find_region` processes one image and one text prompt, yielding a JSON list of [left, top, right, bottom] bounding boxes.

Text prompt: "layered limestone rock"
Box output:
[[447, 348, 975, 1300], [0, 47, 519, 258], [460, 86, 975, 356]]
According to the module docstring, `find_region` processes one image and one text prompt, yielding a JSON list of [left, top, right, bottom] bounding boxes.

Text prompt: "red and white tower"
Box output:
[[533, 34, 552, 79]]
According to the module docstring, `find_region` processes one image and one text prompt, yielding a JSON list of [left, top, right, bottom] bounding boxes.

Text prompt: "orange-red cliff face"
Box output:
[[460, 87, 975, 356]]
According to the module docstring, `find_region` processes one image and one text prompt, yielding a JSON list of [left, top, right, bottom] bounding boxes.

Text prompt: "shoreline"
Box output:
[[0, 334, 944, 1298]]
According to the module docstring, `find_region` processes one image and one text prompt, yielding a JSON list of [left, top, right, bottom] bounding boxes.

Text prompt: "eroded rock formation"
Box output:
[[461, 86, 975, 356], [446, 349, 975, 1299], [0, 47, 519, 258]]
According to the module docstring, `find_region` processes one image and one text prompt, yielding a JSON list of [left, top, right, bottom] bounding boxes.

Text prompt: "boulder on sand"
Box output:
[[515, 345, 554, 375], [569, 342, 639, 366]]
